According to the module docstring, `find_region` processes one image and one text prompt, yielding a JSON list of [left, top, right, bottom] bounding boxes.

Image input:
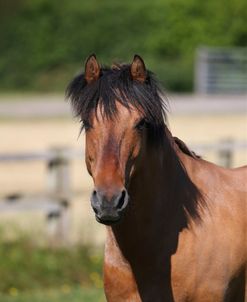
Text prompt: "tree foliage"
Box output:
[[0, 0, 246, 91]]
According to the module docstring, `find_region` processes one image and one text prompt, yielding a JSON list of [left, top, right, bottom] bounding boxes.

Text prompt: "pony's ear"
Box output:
[[130, 55, 147, 83], [84, 54, 101, 84]]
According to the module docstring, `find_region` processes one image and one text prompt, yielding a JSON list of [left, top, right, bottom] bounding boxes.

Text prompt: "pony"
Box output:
[[67, 54, 247, 301]]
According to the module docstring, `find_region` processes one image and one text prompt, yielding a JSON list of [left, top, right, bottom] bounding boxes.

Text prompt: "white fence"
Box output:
[[0, 147, 81, 246], [0, 140, 246, 244]]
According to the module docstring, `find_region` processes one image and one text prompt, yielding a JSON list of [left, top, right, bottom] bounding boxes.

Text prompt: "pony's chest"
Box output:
[[104, 254, 228, 302], [103, 228, 242, 302], [104, 260, 141, 302]]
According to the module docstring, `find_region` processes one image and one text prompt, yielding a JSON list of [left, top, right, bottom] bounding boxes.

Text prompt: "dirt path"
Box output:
[[0, 99, 246, 245]]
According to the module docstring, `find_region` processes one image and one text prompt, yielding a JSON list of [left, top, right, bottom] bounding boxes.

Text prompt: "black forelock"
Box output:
[[66, 64, 167, 127]]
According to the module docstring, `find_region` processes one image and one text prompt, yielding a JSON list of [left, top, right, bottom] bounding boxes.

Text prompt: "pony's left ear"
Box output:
[[130, 55, 147, 83], [84, 54, 101, 84]]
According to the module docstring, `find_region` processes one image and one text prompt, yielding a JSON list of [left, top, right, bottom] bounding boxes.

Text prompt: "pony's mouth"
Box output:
[[92, 192, 129, 226], [95, 215, 121, 226]]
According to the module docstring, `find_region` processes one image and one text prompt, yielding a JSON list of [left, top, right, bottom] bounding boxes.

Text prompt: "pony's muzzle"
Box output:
[[90, 188, 129, 225]]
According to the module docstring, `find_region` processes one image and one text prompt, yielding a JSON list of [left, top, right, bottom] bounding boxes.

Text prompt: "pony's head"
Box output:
[[67, 54, 167, 225]]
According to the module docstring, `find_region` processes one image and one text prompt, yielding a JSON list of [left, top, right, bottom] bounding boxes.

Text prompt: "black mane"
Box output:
[[66, 63, 199, 159], [66, 64, 167, 127]]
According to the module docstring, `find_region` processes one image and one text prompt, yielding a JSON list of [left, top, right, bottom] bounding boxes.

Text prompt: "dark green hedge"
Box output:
[[0, 0, 246, 92]]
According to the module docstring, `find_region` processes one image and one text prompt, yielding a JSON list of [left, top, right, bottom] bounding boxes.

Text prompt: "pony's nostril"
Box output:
[[92, 206, 98, 214], [91, 190, 99, 214], [117, 190, 126, 210]]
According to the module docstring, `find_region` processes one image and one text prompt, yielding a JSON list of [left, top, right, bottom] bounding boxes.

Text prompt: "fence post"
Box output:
[[218, 139, 234, 168], [46, 147, 71, 246]]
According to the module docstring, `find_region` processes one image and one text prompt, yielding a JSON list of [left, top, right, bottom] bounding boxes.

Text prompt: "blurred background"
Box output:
[[0, 0, 246, 301]]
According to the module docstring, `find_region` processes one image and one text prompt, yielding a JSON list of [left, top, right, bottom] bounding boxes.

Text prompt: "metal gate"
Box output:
[[195, 47, 247, 95]]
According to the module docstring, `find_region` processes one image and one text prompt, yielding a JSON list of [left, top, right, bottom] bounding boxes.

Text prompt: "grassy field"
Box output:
[[0, 287, 105, 302], [0, 234, 105, 301]]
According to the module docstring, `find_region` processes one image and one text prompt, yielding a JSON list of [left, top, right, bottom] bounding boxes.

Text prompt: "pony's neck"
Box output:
[[109, 128, 202, 296], [112, 126, 201, 240]]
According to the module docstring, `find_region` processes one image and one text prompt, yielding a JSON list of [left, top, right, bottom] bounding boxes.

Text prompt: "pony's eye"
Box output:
[[135, 118, 146, 131], [83, 120, 92, 131]]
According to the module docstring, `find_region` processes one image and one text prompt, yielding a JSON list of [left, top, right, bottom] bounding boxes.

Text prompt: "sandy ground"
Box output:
[[0, 113, 246, 245], [0, 94, 246, 117]]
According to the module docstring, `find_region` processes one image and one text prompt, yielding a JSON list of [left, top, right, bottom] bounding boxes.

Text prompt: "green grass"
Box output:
[[0, 233, 105, 301], [0, 287, 105, 302]]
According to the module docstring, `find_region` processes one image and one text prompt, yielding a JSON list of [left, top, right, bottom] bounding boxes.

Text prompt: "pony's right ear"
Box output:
[[130, 55, 147, 83], [84, 54, 101, 84]]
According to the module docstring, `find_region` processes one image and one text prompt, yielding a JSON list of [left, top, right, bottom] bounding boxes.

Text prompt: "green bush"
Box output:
[[0, 0, 246, 92], [0, 235, 103, 293]]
